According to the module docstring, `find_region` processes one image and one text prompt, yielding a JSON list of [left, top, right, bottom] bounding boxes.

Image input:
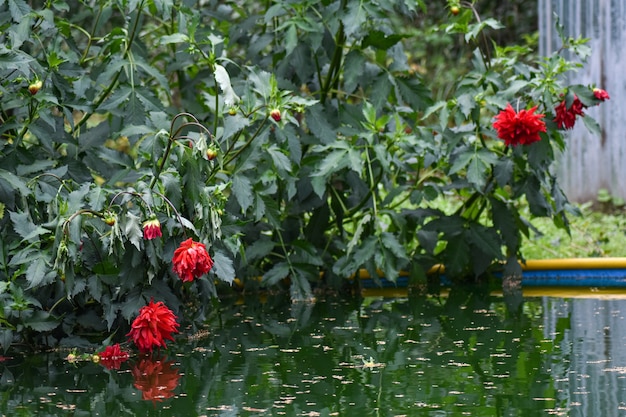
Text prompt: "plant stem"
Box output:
[[71, 1, 145, 136]]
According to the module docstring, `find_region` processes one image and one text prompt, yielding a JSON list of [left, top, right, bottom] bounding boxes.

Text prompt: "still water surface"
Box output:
[[2, 287, 626, 416]]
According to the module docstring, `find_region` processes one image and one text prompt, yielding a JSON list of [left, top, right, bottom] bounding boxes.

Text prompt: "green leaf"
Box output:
[[159, 33, 189, 44], [212, 249, 234, 284], [306, 104, 336, 145], [24, 311, 58, 332], [582, 114, 602, 137], [245, 239, 276, 262], [232, 174, 253, 212], [0, 169, 31, 196], [444, 237, 470, 278], [393, 76, 432, 110], [26, 257, 55, 288], [123, 212, 143, 251], [343, 50, 366, 93], [9, 211, 49, 243], [466, 156, 488, 189], [7, 0, 31, 21], [312, 147, 350, 177], [449, 150, 474, 175], [262, 261, 290, 285], [222, 114, 250, 141], [267, 145, 292, 173], [341, 0, 367, 38], [456, 93, 476, 118], [362, 30, 408, 49], [467, 223, 503, 259]]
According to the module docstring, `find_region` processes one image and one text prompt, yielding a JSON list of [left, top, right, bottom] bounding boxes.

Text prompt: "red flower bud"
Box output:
[[206, 148, 218, 160], [142, 218, 162, 240], [593, 88, 610, 102], [270, 108, 281, 122], [28, 80, 43, 95]]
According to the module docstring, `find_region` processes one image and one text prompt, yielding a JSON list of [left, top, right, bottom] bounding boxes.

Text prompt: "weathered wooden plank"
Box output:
[[539, 0, 620, 202]]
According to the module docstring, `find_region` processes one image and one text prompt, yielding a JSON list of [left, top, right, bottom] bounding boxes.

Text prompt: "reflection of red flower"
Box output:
[[142, 218, 162, 240], [99, 343, 130, 370], [493, 103, 546, 146], [172, 238, 214, 282], [127, 300, 179, 352], [593, 88, 610, 102], [554, 96, 584, 130], [131, 356, 181, 403]]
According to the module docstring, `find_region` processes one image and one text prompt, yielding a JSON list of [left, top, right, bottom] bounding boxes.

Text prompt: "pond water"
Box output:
[[3, 286, 626, 416]]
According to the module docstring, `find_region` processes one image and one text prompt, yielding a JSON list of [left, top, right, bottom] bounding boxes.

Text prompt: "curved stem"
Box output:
[[71, 0, 145, 136], [154, 191, 188, 238]]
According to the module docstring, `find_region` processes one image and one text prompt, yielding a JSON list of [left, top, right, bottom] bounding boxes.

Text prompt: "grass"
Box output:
[[521, 202, 626, 259]]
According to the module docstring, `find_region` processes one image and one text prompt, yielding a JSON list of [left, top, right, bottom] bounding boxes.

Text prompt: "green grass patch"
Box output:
[[522, 203, 626, 259]]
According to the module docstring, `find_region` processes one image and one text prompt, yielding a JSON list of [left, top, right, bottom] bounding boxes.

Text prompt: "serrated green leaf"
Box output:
[[343, 50, 366, 94], [212, 249, 234, 284], [306, 104, 336, 144], [123, 212, 143, 251], [9, 211, 49, 242], [341, 0, 367, 38], [449, 150, 474, 175], [232, 174, 253, 212], [24, 311, 58, 332], [467, 223, 503, 259], [8, 0, 31, 21], [466, 156, 487, 189], [262, 261, 290, 285], [312, 148, 349, 177], [456, 93, 476, 118], [26, 257, 55, 288], [0, 169, 31, 196], [267, 145, 292, 173], [393, 75, 432, 110]]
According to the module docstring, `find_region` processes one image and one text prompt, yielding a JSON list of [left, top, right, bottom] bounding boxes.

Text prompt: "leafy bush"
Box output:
[[0, 0, 605, 350]]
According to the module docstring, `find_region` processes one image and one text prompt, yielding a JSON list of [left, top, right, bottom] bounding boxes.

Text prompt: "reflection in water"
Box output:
[[131, 355, 181, 403], [1, 287, 626, 415]]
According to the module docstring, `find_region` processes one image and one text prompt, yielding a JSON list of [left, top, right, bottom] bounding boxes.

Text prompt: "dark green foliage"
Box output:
[[0, 0, 603, 350]]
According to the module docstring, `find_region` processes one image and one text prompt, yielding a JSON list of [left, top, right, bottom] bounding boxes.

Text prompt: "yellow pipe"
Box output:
[[521, 257, 626, 270]]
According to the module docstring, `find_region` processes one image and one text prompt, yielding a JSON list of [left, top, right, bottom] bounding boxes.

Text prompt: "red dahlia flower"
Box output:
[[142, 218, 162, 240], [126, 300, 180, 352], [99, 343, 130, 370], [554, 96, 584, 130], [131, 357, 181, 403], [492, 103, 546, 146], [593, 88, 610, 102], [172, 238, 214, 282]]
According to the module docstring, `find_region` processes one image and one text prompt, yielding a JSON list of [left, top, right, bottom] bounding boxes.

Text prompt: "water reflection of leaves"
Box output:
[[130, 355, 181, 403]]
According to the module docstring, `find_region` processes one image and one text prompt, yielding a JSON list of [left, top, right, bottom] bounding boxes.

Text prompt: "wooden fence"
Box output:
[[539, 0, 621, 202]]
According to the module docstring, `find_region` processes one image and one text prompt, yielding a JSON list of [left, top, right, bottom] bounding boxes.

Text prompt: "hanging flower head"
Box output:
[[492, 103, 546, 146], [554, 95, 584, 130], [142, 217, 162, 240], [172, 238, 214, 282], [99, 343, 130, 370], [593, 88, 610, 102], [126, 300, 179, 352]]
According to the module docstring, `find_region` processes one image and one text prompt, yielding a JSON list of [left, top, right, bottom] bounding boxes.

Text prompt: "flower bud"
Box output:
[[28, 80, 43, 95], [270, 108, 281, 122], [103, 213, 116, 226], [142, 217, 162, 240], [206, 148, 218, 160], [593, 88, 610, 102]]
